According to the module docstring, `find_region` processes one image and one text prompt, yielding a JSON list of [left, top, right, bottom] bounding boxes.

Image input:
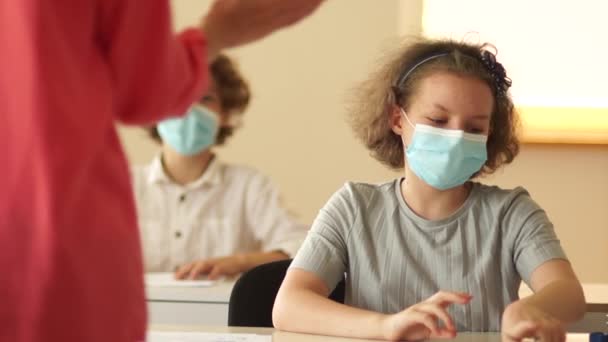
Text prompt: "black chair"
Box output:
[[228, 259, 345, 327]]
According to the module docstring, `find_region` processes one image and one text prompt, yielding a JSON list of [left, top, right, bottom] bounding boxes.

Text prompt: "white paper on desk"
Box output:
[[524, 335, 590, 342], [566, 334, 591, 342], [147, 331, 271, 342], [144, 273, 216, 287]]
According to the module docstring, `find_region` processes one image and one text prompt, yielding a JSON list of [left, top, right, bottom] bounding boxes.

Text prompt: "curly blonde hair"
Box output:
[[349, 38, 520, 176]]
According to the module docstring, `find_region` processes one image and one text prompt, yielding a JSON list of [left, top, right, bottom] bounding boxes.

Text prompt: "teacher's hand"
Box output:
[[201, 0, 324, 60]]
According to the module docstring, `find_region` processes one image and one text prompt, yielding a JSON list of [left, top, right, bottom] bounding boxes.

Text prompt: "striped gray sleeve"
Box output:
[[290, 184, 357, 292], [505, 191, 567, 284]]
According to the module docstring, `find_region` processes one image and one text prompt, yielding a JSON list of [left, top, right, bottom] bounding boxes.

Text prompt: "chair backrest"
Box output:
[[228, 259, 345, 327]]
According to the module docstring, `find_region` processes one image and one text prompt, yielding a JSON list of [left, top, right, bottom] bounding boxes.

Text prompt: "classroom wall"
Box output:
[[118, 0, 608, 283], [485, 145, 608, 283]]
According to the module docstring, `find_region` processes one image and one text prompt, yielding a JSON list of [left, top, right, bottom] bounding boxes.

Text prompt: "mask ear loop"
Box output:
[[397, 107, 416, 185], [399, 107, 415, 129], [227, 111, 244, 127], [398, 107, 417, 155], [392, 87, 416, 152], [392, 86, 415, 129]]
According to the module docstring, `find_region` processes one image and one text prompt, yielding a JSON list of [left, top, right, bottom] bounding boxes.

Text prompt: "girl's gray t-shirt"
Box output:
[[291, 179, 567, 331]]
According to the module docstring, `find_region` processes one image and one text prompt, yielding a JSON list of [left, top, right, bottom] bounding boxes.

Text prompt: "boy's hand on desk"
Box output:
[[382, 291, 472, 341], [501, 301, 565, 342], [174, 255, 248, 280]]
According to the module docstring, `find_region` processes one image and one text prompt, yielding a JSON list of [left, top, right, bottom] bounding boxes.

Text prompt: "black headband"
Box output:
[[395, 49, 512, 97]]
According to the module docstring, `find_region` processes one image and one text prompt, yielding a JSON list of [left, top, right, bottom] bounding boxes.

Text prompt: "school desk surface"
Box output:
[[146, 276, 607, 331]]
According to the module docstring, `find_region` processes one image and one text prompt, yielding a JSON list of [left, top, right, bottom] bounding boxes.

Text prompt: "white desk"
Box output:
[[149, 325, 592, 342], [146, 279, 607, 329], [146, 280, 235, 326]]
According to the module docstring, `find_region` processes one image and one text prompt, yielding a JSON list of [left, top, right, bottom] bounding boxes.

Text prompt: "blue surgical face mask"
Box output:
[[157, 105, 219, 156], [401, 109, 488, 190]]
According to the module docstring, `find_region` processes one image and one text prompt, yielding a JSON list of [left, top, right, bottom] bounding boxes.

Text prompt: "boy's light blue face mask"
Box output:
[[157, 105, 219, 156], [401, 108, 488, 191]]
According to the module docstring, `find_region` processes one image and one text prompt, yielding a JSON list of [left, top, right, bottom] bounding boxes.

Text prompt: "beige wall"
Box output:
[[485, 145, 608, 283], [119, 0, 608, 283]]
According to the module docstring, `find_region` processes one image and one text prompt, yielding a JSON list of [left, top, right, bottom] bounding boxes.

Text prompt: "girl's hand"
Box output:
[[502, 300, 566, 342], [382, 291, 472, 341]]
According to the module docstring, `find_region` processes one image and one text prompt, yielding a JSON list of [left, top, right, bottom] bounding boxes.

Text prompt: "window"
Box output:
[[420, 0, 608, 144]]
